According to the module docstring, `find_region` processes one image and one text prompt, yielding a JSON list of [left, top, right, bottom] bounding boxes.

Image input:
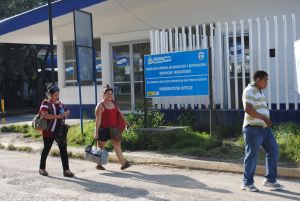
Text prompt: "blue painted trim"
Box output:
[[0, 0, 106, 36], [67, 104, 95, 119]]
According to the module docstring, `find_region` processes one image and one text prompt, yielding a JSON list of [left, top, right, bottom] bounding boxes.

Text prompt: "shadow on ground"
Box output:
[[49, 175, 166, 200], [257, 189, 300, 201], [101, 170, 232, 194]]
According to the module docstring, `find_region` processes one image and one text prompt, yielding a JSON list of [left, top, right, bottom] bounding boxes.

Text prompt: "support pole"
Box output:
[[48, 0, 55, 84], [208, 47, 214, 136], [1, 99, 5, 124], [143, 59, 148, 128]]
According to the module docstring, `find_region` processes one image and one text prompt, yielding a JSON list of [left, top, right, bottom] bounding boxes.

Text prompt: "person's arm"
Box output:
[[41, 111, 63, 120], [40, 101, 63, 120], [63, 110, 70, 118], [244, 102, 272, 127], [94, 104, 103, 139]]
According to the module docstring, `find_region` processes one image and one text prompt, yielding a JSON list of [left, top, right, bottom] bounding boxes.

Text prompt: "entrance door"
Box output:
[[112, 42, 150, 110]]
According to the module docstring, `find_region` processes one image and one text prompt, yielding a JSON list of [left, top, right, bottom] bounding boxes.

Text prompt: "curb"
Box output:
[[112, 153, 300, 179], [1, 142, 300, 179]]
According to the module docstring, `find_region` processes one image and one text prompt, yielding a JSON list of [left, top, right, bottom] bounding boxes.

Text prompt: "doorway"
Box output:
[[111, 41, 150, 110]]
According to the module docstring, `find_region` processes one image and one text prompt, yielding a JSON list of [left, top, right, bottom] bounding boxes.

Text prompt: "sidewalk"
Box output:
[[0, 115, 83, 127], [1, 132, 299, 179]]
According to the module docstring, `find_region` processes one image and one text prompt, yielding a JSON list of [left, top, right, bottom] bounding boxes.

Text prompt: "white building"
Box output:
[[0, 0, 300, 119]]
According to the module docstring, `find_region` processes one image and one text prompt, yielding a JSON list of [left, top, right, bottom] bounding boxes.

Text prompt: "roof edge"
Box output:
[[0, 0, 106, 36]]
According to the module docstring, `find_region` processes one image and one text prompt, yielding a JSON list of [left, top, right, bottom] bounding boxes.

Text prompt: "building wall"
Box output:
[[58, 30, 149, 105], [55, 0, 300, 109]]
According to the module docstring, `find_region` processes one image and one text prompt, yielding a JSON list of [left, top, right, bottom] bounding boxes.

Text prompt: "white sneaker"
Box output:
[[241, 184, 259, 192], [263, 179, 284, 190]]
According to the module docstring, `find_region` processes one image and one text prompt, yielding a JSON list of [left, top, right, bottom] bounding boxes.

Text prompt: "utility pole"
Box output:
[[48, 0, 55, 84]]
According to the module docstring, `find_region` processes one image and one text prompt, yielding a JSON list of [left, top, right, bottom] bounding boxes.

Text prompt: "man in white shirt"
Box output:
[[241, 70, 284, 192]]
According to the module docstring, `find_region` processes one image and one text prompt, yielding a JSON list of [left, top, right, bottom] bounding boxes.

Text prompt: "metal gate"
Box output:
[[150, 14, 298, 110]]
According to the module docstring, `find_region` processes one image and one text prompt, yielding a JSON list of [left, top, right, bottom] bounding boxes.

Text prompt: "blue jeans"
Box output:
[[242, 126, 279, 186]]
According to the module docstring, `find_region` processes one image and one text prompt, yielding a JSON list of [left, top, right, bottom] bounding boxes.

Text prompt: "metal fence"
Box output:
[[150, 14, 299, 111]]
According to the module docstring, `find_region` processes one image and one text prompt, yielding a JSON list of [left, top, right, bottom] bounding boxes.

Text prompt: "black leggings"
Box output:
[[39, 136, 69, 171]]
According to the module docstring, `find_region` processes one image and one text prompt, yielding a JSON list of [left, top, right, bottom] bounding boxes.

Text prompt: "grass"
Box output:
[[50, 149, 84, 159], [50, 149, 60, 157], [7, 144, 17, 151], [66, 121, 300, 164], [273, 123, 300, 163], [0, 143, 5, 149], [236, 123, 300, 164], [67, 120, 97, 147], [0, 124, 41, 139], [16, 146, 33, 153], [6, 144, 32, 152], [68, 151, 84, 159]]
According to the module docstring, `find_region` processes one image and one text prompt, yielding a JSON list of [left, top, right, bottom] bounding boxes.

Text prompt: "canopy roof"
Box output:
[[0, 0, 298, 44]]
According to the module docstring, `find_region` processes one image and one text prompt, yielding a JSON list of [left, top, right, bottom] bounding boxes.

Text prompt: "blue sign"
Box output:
[[65, 66, 74, 75], [144, 49, 209, 97], [116, 57, 129, 67], [96, 60, 102, 72]]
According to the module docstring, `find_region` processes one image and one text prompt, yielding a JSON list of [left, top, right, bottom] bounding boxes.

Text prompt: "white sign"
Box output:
[[294, 39, 300, 93]]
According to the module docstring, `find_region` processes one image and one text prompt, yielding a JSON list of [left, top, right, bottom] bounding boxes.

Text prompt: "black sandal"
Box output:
[[96, 164, 106, 170], [39, 169, 48, 176], [63, 170, 75, 177], [121, 162, 132, 170]]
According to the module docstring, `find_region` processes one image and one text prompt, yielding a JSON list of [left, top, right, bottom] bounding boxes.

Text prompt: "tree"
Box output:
[[0, 0, 49, 108], [0, 0, 47, 20]]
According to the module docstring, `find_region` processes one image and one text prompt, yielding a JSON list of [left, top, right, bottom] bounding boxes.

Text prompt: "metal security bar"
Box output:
[[150, 14, 299, 110]]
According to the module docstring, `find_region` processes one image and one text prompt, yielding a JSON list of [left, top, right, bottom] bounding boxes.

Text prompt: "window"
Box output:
[[63, 38, 102, 86], [112, 42, 151, 110]]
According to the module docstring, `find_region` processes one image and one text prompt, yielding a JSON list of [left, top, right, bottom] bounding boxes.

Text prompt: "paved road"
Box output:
[[0, 114, 35, 125], [0, 150, 299, 201]]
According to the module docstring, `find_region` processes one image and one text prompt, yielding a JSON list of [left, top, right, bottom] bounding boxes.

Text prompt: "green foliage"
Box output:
[[0, 0, 47, 20], [0, 124, 41, 139], [67, 121, 93, 146], [7, 144, 17, 151], [69, 152, 84, 159], [2, 121, 300, 164], [0, 143, 5, 149], [50, 149, 60, 157], [177, 109, 195, 126], [215, 125, 242, 139], [125, 108, 164, 128], [121, 128, 222, 154], [274, 123, 300, 163], [0, 44, 44, 106], [16, 146, 32, 152], [0, 0, 48, 106], [67, 121, 114, 150], [236, 123, 300, 163]]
